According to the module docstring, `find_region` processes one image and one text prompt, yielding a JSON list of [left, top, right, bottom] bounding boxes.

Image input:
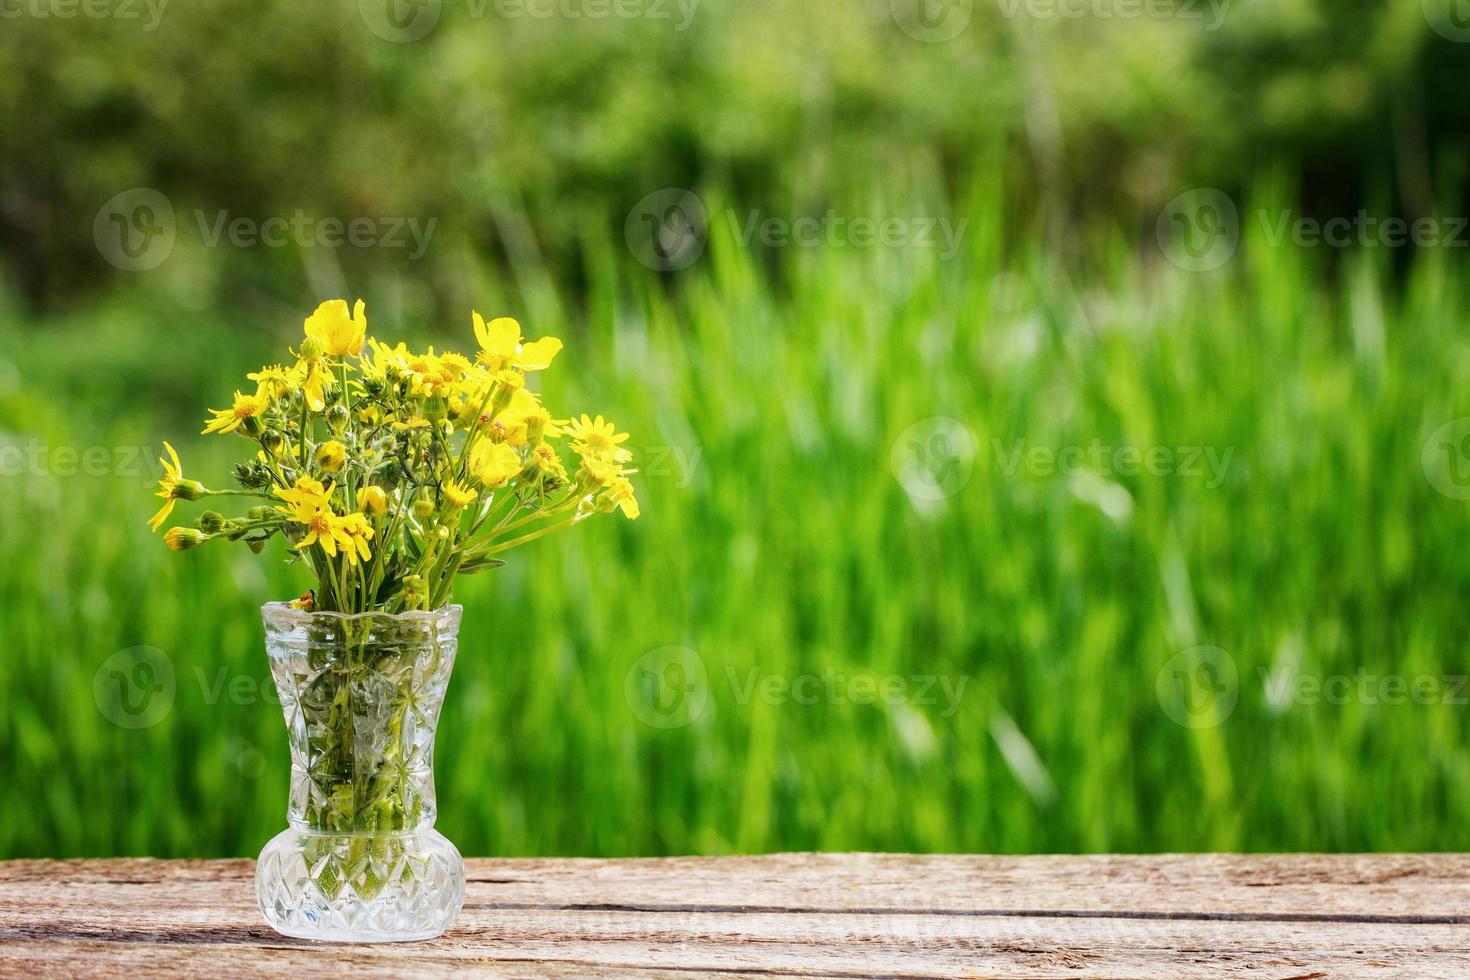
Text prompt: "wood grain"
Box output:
[[2, 854, 1468, 977]]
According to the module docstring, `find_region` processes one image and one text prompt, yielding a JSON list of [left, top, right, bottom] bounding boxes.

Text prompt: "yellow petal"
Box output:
[[519, 336, 563, 370], [487, 316, 521, 353]]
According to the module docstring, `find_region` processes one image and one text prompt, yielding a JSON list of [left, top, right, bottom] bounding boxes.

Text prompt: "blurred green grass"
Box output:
[[3, 174, 1470, 859]]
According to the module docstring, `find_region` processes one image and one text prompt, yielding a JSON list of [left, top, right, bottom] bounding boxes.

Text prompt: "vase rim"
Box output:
[[260, 602, 463, 629]]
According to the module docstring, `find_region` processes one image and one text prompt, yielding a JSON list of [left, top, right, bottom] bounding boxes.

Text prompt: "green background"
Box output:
[[3, 0, 1470, 858]]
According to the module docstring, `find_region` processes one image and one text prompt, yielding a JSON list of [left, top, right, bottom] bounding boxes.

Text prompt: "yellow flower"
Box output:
[[304, 299, 368, 357], [441, 478, 477, 510], [498, 389, 556, 446], [358, 485, 389, 518], [315, 439, 347, 473], [578, 453, 621, 488], [297, 509, 354, 558], [147, 441, 195, 532], [273, 476, 334, 522], [471, 441, 523, 488], [472, 312, 562, 372], [297, 356, 334, 413], [335, 512, 375, 565], [529, 443, 569, 483], [248, 363, 299, 400], [566, 414, 632, 462], [604, 476, 640, 520], [203, 391, 269, 435]]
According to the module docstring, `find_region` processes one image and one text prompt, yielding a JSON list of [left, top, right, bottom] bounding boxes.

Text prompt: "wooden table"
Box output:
[[2, 854, 1467, 977]]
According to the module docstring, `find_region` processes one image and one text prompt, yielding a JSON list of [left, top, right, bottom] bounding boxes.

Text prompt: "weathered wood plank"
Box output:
[[2, 855, 1468, 977]]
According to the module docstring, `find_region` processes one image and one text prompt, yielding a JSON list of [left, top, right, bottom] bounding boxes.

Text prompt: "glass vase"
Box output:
[[254, 603, 466, 942]]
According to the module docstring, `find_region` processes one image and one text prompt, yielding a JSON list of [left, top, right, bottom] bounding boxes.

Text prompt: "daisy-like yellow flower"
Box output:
[[471, 441, 524, 488], [304, 299, 368, 357], [334, 512, 375, 565], [147, 441, 191, 532], [604, 476, 640, 520], [273, 476, 334, 522], [566, 414, 632, 463], [203, 391, 269, 435], [248, 363, 299, 400], [315, 439, 347, 473], [472, 312, 562, 372], [296, 508, 355, 558], [441, 478, 477, 510]]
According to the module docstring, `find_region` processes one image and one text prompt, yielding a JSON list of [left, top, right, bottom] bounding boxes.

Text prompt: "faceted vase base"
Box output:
[[256, 828, 466, 942]]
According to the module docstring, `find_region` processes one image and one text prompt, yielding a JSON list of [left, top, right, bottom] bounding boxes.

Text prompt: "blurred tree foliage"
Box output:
[[0, 0, 1465, 312]]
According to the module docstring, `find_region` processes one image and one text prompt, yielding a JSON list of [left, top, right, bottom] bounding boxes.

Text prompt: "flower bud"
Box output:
[[412, 496, 435, 520], [315, 440, 347, 473], [260, 429, 285, 455], [243, 414, 263, 436], [326, 404, 350, 434], [299, 337, 325, 359], [173, 478, 207, 501], [359, 485, 389, 518], [164, 527, 206, 551], [199, 511, 227, 534], [424, 395, 448, 422], [248, 538, 267, 554], [248, 506, 275, 522]]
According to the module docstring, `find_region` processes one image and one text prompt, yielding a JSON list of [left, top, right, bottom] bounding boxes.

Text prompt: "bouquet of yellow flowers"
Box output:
[[148, 299, 639, 613]]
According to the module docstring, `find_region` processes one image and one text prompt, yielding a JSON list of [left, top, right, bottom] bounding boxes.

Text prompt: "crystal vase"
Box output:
[[254, 603, 466, 942]]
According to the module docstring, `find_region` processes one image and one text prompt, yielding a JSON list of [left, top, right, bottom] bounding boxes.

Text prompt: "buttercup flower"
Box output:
[[203, 391, 269, 435], [471, 441, 523, 488], [304, 299, 368, 357], [472, 312, 562, 372]]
